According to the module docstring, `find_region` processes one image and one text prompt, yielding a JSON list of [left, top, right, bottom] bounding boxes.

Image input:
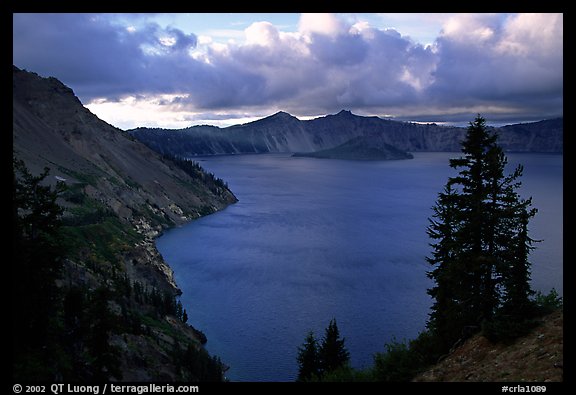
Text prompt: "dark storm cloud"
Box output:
[[13, 13, 201, 99], [13, 13, 563, 125], [13, 13, 142, 96]]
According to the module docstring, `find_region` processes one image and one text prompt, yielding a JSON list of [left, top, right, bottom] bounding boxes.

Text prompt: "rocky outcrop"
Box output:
[[130, 109, 563, 157]]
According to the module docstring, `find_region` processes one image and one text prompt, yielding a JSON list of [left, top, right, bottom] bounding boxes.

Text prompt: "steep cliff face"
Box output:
[[130, 109, 563, 157], [496, 118, 564, 153], [12, 66, 237, 380], [302, 110, 464, 152], [13, 66, 237, 232], [14, 66, 238, 294]]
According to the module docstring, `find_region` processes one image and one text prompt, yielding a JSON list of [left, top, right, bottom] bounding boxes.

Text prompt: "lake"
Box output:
[[156, 152, 563, 382]]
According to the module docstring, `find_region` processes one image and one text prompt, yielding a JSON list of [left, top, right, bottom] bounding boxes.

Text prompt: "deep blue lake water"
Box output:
[[156, 152, 563, 382]]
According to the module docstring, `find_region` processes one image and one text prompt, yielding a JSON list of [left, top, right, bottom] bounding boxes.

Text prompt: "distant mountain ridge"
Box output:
[[130, 110, 563, 157]]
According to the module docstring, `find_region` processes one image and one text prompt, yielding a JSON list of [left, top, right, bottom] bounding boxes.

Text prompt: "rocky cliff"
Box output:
[[497, 118, 564, 153], [13, 66, 237, 232], [14, 66, 237, 290], [12, 66, 237, 380], [130, 110, 563, 157]]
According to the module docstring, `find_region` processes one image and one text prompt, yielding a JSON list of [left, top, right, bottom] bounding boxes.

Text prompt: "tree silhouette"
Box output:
[[13, 158, 65, 379], [296, 331, 321, 381], [426, 115, 537, 349], [319, 319, 350, 375], [296, 319, 350, 381]]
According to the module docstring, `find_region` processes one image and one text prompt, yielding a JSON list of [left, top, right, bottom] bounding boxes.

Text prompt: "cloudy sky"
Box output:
[[13, 13, 563, 129]]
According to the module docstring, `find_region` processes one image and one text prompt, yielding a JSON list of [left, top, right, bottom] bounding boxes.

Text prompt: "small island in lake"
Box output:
[[293, 135, 414, 161]]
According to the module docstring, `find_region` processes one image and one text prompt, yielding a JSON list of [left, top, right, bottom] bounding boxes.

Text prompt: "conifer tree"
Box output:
[[426, 184, 466, 349], [426, 115, 537, 349], [296, 331, 321, 381], [13, 158, 66, 379], [319, 319, 350, 374], [496, 176, 538, 317], [296, 319, 350, 381]]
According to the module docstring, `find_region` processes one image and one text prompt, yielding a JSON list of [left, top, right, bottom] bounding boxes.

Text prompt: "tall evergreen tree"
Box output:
[[296, 331, 321, 381], [448, 116, 500, 324], [496, 173, 538, 317], [426, 115, 537, 349], [319, 319, 350, 374], [296, 319, 350, 381], [13, 158, 66, 379], [426, 184, 466, 350]]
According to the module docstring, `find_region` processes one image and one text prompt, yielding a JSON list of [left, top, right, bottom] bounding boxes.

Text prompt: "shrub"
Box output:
[[533, 288, 563, 315], [481, 314, 537, 344], [373, 338, 421, 382]]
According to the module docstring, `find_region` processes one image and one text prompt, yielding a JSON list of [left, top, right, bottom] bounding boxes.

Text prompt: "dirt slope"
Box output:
[[414, 310, 563, 382]]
